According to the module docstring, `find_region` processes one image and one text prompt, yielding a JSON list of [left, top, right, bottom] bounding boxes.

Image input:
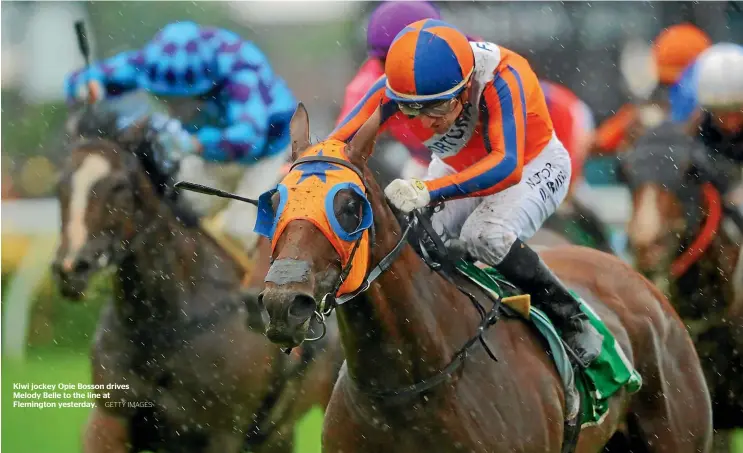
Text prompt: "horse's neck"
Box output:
[[673, 230, 742, 317], [114, 202, 239, 322], [336, 245, 478, 393]]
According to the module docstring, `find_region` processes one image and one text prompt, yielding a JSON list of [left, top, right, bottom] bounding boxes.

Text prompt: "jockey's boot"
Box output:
[[496, 239, 604, 367]]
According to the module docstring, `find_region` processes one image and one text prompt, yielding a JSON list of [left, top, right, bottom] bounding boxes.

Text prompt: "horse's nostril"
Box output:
[[74, 259, 91, 274], [288, 294, 316, 320]]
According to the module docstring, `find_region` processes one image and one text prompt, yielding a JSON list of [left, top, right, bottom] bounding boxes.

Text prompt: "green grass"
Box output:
[[4, 350, 743, 453], [2, 350, 322, 453]]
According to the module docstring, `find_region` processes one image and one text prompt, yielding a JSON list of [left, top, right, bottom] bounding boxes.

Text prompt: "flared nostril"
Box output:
[[288, 294, 316, 321], [74, 259, 92, 274]]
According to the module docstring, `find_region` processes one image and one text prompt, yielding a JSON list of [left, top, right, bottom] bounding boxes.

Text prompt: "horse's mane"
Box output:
[[69, 103, 200, 228]]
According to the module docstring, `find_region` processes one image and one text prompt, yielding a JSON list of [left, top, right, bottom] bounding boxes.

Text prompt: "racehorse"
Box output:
[[259, 104, 712, 453], [622, 122, 743, 450], [51, 105, 343, 453]]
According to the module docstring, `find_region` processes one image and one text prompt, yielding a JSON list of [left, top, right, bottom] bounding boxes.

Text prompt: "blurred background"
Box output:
[[2, 2, 741, 452]]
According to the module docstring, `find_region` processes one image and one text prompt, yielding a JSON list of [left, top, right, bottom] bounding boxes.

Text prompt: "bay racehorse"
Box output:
[[51, 105, 343, 453], [259, 104, 712, 453], [622, 122, 743, 450]]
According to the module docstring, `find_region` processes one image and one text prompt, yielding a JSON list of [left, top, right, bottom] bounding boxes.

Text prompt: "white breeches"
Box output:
[[429, 134, 571, 265]]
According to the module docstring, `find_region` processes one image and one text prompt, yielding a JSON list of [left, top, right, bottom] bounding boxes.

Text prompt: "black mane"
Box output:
[[69, 102, 200, 228]]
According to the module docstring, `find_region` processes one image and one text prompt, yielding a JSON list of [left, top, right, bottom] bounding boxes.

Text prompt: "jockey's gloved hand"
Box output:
[[72, 79, 106, 104], [149, 113, 184, 134], [149, 113, 201, 158], [384, 178, 430, 213], [156, 129, 200, 158]]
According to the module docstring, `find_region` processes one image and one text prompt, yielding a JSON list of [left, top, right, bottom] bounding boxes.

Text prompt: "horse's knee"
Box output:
[[460, 222, 518, 266], [83, 407, 130, 453]]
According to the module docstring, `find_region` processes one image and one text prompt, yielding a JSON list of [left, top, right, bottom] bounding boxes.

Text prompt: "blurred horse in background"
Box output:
[[622, 122, 743, 452], [52, 103, 343, 453]]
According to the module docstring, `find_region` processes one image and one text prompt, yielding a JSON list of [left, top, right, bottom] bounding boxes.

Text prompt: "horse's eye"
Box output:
[[344, 199, 358, 214], [334, 192, 363, 234], [111, 182, 128, 193], [270, 192, 281, 213]]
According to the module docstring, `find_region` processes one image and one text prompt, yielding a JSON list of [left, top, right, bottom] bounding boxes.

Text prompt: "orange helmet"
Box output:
[[385, 19, 474, 103], [652, 23, 711, 85]]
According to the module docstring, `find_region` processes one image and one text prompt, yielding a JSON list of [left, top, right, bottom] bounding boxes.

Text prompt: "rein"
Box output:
[[175, 153, 503, 403], [670, 182, 723, 278], [294, 154, 501, 405]]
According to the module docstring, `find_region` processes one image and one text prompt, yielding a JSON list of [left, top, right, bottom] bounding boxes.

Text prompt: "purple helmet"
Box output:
[[366, 1, 441, 59]]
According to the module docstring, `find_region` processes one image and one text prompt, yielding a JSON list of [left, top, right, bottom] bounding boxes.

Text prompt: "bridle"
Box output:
[[272, 152, 501, 405], [282, 153, 412, 341]]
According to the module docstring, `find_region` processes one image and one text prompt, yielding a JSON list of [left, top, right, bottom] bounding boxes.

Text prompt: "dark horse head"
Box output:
[[621, 121, 741, 319], [51, 103, 197, 299], [621, 122, 703, 276]]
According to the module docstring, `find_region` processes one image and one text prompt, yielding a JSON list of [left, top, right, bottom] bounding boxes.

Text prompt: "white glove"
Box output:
[[384, 178, 431, 213], [149, 113, 184, 134]]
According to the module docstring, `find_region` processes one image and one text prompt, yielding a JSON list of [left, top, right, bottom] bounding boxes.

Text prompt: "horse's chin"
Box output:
[[55, 276, 90, 301], [265, 323, 309, 349]]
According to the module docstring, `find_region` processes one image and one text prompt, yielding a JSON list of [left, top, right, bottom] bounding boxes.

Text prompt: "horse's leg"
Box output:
[[712, 429, 733, 453], [254, 426, 295, 453], [83, 407, 130, 453], [628, 323, 713, 453]]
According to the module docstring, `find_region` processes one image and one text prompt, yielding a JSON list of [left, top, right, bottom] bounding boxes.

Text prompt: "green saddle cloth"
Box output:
[[455, 260, 642, 427]]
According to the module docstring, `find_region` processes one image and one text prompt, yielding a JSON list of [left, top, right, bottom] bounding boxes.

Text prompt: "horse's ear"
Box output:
[[347, 106, 381, 167], [290, 102, 310, 161], [117, 118, 150, 148]]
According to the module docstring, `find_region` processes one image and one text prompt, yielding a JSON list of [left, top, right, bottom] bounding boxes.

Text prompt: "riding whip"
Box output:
[[74, 20, 98, 103], [174, 181, 259, 206]]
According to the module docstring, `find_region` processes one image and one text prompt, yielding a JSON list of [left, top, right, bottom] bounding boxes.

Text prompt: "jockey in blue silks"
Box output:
[[64, 21, 297, 253]]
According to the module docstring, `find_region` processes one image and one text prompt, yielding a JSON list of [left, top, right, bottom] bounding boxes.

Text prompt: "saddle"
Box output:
[[408, 209, 642, 450]]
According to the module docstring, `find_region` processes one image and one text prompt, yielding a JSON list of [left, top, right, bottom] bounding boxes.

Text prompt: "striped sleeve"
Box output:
[[425, 65, 528, 201], [330, 76, 398, 142]]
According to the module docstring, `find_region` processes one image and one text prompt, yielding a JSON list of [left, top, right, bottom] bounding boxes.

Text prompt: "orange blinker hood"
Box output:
[[254, 140, 374, 295]]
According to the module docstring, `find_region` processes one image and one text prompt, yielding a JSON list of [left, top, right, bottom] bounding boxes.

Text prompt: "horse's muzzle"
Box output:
[[50, 258, 93, 300], [261, 288, 317, 348]]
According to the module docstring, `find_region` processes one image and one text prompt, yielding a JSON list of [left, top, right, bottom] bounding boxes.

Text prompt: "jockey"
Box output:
[[331, 19, 604, 365], [339, 1, 482, 179], [686, 43, 743, 196], [63, 21, 297, 254], [593, 23, 711, 154]]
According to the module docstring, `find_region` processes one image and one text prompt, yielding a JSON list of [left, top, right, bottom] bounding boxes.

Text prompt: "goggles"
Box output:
[[396, 98, 458, 118]]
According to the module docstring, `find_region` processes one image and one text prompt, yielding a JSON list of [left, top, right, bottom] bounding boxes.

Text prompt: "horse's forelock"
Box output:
[[621, 123, 699, 193]]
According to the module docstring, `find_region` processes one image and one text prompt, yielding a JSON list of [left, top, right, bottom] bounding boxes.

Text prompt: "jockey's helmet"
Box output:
[[385, 19, 474, 106], [138, 21, 238, 97], [652, 23, 711, 85], [366, 1, 441, 60], [695, 43, 743, 110]]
